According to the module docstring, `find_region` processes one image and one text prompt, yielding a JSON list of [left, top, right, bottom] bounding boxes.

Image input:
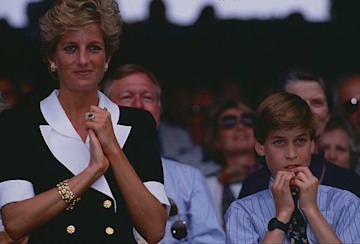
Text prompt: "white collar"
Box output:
[[40, 90, 120, 139]]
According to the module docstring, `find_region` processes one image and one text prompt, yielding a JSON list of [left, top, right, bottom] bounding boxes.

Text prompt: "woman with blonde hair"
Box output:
[[0, 1, 168, 243]]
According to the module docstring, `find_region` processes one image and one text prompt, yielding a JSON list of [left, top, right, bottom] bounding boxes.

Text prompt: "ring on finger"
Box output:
[[87, 113, 95, 121]]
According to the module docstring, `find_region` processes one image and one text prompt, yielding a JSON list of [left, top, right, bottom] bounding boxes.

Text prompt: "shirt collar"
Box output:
[[40, 89, 120, 139]]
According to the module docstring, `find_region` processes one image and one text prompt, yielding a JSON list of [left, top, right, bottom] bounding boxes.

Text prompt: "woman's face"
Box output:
[[285, 80, 330, 136], [51, 23, 109, 93], [317, 128, 351, 169], [215, 108, 255, 155]]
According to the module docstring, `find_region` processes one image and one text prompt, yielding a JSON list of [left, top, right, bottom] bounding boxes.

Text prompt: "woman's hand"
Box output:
[[88, 129, 109, 177], [85, 106, 119, 155]]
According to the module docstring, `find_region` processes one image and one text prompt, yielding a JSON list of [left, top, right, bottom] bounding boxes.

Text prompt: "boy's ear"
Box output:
[[310, 140, 315, 153], [254, 140, 265, 156]]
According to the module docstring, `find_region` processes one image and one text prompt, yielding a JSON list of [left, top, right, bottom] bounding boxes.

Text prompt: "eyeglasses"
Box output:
[[168, 198, 187, 240], [342, 96, 360, 115], [219, 113, 254, 129]]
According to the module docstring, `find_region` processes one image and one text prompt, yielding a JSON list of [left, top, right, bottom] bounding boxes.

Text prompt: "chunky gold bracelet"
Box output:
[[56, 179, 81, 211]]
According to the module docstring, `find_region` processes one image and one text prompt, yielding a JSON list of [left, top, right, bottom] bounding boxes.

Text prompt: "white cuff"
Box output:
[[144, 181, 170, 216], [0, 180, 35, 208]]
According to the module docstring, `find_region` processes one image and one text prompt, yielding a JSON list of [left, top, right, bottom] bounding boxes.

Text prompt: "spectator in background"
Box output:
[[0, 75, 19, 111], [102, 64, 225, 243], [103, 64, 220, 176], [239, 67, 360, 199], [187, 88, 216, 146], [105, 63, 194, 160], [173, 85, 222, 176], [317, 115, 360, 171], [273, 67, 331, 138], [204, 99, 261, 223], [335, 72, 360, 175], [335, 73, 360, 136]]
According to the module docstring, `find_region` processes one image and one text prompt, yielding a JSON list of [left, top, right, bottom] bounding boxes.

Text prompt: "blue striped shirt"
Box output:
[[225, 184, 360, 243]]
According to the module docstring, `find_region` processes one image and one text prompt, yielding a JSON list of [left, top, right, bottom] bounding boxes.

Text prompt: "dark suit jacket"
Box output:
[[239, 154, 360, 199], [0, 97, 164, 243]]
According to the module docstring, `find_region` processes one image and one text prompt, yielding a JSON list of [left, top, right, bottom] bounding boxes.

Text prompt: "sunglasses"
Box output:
[[168, 198, 187, 240], [219, 113, 254, 129], [342, 96, 360, 115]]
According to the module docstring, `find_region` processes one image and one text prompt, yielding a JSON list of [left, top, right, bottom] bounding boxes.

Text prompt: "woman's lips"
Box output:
[[74, 70, 92, 76]]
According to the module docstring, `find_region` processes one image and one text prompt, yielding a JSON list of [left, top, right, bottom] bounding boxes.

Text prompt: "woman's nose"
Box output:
[[78, 49, 89, 65]]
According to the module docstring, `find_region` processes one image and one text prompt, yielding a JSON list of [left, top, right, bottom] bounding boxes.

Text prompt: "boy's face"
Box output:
[[255, 127, 315, 177]]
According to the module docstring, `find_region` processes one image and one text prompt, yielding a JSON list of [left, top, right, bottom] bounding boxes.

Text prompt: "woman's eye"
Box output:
[[89, 45, 102, 51], [64, 45, 76, 52]]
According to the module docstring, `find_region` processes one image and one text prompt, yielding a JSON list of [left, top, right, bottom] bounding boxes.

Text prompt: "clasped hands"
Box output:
[[84, 105, 119, 176]]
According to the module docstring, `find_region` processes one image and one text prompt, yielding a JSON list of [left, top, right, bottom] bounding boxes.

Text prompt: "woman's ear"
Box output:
[[254, 140, 265, 156], [106, 56, 112, 65], [47, 58, 53, 65]]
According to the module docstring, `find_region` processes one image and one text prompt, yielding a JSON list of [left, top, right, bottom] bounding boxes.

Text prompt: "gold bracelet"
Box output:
[[56, 179, 81, 211]]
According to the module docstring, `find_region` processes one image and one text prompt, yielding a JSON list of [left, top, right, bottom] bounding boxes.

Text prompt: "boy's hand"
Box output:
[[291, 166, 319, 213], [271, 171, 296, 223]]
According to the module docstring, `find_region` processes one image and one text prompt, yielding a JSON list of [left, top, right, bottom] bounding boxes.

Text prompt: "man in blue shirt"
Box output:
[[103, 64, 225, 243], [225, 92, 360, 243]]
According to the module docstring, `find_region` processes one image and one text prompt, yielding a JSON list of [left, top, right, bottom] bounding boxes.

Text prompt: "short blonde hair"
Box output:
[[39, 0, 122, 61]]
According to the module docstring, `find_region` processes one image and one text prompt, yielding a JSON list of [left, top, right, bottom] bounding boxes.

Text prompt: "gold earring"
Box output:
[[50, 62, 57, 72], [104, 63, 108, 72]]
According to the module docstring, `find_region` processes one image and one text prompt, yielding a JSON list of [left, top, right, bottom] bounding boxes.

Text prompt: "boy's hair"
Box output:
[[254, 92, 317, 144]]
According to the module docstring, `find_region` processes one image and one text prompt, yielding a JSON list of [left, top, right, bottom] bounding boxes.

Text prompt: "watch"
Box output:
[[267, 218, 289, 233]]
